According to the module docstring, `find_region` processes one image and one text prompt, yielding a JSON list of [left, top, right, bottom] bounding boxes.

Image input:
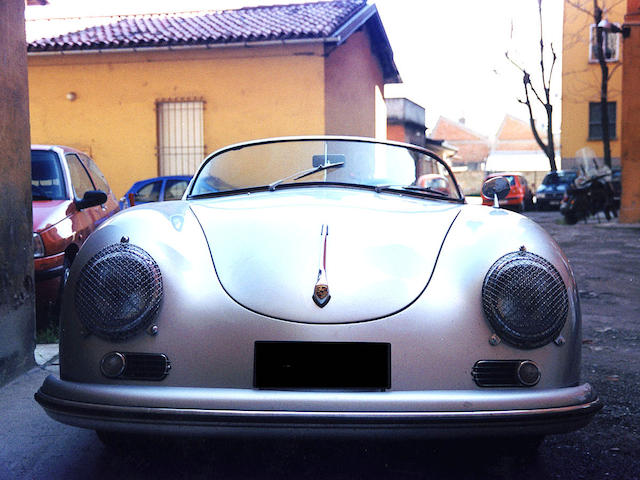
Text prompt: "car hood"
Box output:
[[190, 188, 462, 323], [32, 200, 73, 232]]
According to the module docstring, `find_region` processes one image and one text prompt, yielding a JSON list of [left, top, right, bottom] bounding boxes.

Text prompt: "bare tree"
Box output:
[[565, 0, 624, 169], [506, 0, 558, 171]]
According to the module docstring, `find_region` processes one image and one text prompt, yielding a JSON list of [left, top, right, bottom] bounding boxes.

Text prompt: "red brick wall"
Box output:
[[620, 0, 640, 222]]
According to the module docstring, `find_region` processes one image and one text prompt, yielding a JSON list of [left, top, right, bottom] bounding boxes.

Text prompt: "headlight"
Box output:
[[33, 233, 45, 258], [482, 251, 568, 349], [75, 242, 163, 341]]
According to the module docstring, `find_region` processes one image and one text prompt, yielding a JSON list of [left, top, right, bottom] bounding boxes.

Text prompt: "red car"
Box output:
[[32, 145, 119, 329], [481, 172, 535, 212]]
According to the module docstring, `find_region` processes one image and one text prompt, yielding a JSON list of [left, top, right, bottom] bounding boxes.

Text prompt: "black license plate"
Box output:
[[254, 341, 390, 389]]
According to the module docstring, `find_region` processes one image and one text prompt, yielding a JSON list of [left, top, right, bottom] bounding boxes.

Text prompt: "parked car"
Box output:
[[31, 145, 119, 328], [416, 173, 452, 196], [481, 172, 535, 211], [35, 137, 601, 449], [119, 175, 192, 209], [536, 170, 578, 210]]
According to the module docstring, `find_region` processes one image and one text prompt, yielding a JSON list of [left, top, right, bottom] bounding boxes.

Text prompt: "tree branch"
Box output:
[[565, 0, 593, 16]]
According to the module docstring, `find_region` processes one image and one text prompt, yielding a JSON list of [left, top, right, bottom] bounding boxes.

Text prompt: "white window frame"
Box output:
[[156, 98, 205, 176], [588, 23, 620, 63]]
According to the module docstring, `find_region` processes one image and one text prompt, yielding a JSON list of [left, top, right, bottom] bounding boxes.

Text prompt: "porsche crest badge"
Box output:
[[312, 225, 331, 308], [313, 283, 330, 307]]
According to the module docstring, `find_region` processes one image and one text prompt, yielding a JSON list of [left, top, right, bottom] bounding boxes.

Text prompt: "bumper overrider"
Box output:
[[35, 375, 602, 438]]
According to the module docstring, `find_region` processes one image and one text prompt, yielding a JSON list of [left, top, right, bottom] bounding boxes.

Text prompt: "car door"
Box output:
[[78, 153, 120, 223], [65, 153, 101, 244]]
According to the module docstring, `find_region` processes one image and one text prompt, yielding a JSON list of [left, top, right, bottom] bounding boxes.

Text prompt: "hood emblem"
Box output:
[[312, 225, 331, 308]]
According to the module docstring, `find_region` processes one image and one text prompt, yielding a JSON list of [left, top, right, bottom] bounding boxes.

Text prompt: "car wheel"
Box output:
[[53, 257, 71, 316]]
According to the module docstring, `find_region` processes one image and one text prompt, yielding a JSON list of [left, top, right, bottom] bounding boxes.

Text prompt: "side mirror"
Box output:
[[76, 190, 107, 210], [482, 177, 511, 208]]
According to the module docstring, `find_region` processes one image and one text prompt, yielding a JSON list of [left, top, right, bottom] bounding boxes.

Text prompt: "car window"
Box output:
[[498, 175, 516, 186], [79, 153, 110, 193], [31, 150, 67, 200], [136, 181, 162, 203], [164, 179, 189, 201], [66, 154, 95, 199]]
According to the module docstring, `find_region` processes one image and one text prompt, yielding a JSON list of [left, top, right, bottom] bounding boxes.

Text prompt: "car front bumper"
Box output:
[[35, 375, 602, 438]]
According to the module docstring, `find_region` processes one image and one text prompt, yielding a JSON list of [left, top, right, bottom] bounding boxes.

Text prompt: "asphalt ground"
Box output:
[[1, 209, 639, 479]]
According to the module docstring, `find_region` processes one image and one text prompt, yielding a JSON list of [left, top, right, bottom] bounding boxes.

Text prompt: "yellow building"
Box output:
[[561, 1, 625, 168], [27, 1, 399, 197]]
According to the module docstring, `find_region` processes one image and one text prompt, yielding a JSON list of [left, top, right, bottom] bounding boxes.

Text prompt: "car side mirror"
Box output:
[[76, 190, 107, 210], [482, 177, 511, 208]]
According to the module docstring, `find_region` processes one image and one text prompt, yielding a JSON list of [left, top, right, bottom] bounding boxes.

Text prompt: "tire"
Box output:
[[497, 435, 545, 456], [96, 430, 149, 451], [53, 257, 71, 316], [564, 212, 578, 225]]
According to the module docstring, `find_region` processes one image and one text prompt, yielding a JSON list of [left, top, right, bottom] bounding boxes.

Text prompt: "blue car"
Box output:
[[536, 170, 578, 210], [119, 176, 192, 209]]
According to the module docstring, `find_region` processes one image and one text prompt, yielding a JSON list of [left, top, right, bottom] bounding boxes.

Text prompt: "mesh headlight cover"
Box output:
[[75, 243, 163, 341], [482, 251, 568, 349]]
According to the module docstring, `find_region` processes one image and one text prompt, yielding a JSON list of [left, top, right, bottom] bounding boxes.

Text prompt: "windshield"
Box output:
[[31, 150, 67, 200], [189, 138, 462, 201]]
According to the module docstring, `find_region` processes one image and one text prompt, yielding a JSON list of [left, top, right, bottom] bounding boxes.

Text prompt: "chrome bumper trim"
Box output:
[[35, 375, 602, 436]]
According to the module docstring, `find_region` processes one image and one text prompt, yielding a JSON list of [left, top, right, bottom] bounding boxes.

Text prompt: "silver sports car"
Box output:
[[35, 137, 601, 447]]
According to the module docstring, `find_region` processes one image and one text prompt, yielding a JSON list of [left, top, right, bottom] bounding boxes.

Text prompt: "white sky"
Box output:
[[26, 0, 565, 138]]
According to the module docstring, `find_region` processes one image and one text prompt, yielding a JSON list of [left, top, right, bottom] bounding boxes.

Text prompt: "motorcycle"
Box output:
[[560, 173, 617, 225]]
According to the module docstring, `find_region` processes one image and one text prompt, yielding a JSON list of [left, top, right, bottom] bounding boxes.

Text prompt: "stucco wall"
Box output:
[[0, 0, 36, 386], [324, 30, 386, 138], [28, 43, 328, 198], [561, 2, 624, 161]]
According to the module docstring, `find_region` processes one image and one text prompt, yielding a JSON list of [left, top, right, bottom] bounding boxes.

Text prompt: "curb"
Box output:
[[35, 344, 59, 367]]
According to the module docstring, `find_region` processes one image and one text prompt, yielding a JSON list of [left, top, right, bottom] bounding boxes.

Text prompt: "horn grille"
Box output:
[[75, 243, 162, 341], [482, 251, 568, 349]]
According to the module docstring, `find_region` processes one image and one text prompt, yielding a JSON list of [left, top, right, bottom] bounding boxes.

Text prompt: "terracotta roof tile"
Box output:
[[28, 0, 366, 52]]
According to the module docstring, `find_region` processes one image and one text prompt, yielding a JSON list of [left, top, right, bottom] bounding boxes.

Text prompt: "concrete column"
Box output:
[[620, 0, 640, 223], [0, 0, 35, 385]]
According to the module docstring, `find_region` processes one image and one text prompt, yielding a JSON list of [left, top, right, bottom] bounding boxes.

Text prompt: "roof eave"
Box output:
[[330, 4, 400, 84], [27, 37, 329, 56]]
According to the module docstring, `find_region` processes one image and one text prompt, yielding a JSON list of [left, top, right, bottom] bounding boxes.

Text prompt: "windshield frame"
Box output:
[[187, 136, 465, 203]]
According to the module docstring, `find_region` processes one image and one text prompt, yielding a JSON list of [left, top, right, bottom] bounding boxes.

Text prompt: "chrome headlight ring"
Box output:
[[75, 243, 163, 341], [482, 251, 569, 349]]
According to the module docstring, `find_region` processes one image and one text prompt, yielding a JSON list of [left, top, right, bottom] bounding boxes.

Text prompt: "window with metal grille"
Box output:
[[156, 99, 205, 176]]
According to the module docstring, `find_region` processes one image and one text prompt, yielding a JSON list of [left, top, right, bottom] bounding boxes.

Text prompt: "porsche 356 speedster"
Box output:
[[35, 137, 601, 447]]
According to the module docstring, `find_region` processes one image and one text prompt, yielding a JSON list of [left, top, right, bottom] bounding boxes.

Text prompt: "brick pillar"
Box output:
[[620, 0, 640, 222]]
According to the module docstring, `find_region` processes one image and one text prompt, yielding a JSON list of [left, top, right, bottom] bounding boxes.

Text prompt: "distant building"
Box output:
[[485, 115, 559, 174], [429, 117, 489, 171], [386, 98, 456, 162], [561, 0, 624, 168]]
